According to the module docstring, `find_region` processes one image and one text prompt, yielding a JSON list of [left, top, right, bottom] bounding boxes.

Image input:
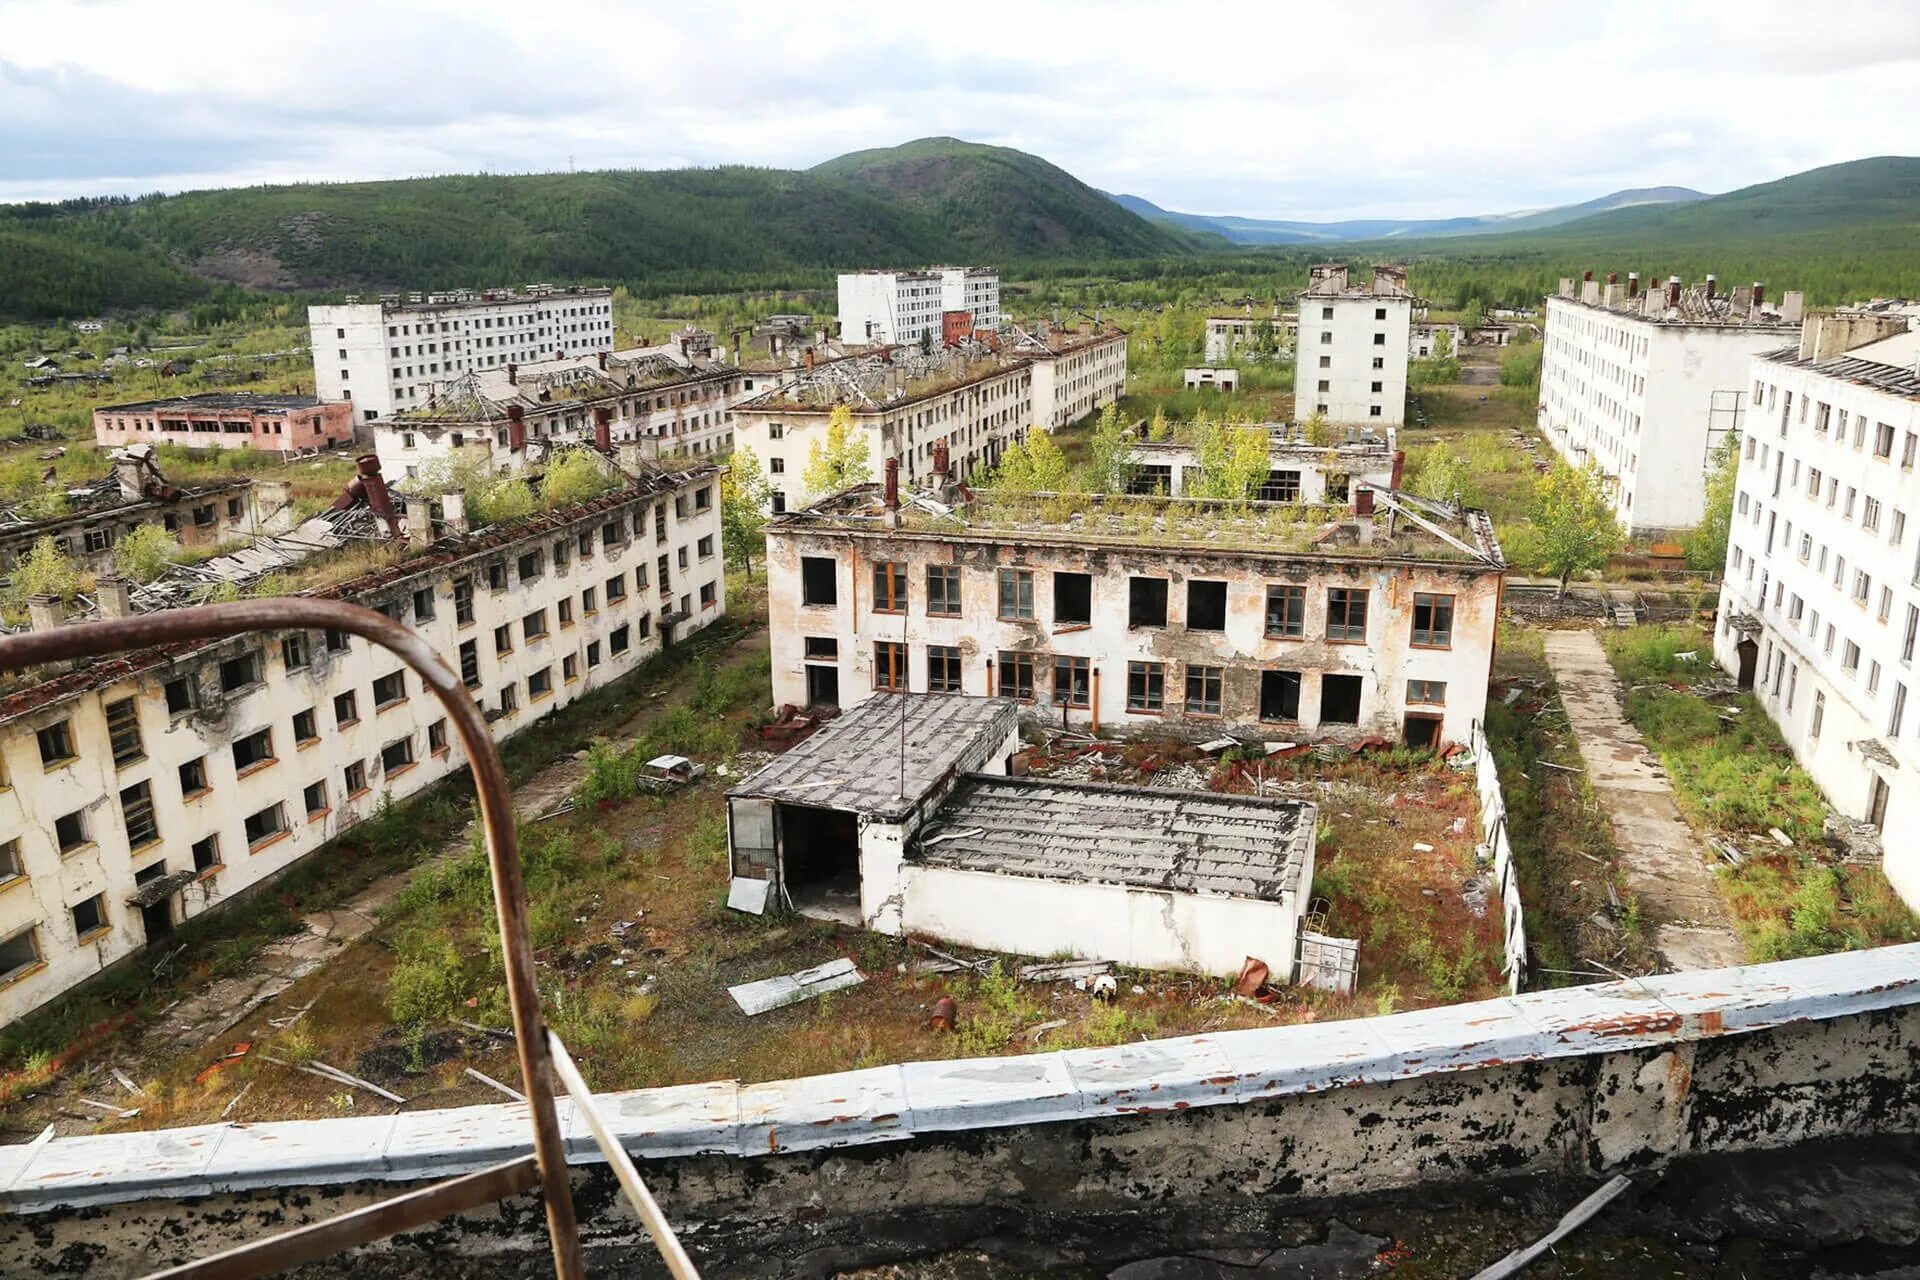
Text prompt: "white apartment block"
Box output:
[[1538, 273, 1803, 532], [764, 481, 1503, 749], [376, 350, 748, 480], [1295, 265, 1413, 427], [310, 285, 615, 426], [0, 467, 725, 1027], [732, 325, 1125, 513], [836, 268, 1000, 346], [1205, 313, 1293, 363], [1714, 311, 1920, 905]]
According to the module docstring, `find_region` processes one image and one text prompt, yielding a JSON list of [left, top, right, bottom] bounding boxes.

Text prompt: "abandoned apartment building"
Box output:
[[765, 463, 1504, 747], [0, 452, 726, 1028], [1129, 425, 1403, 503], [90, 392, 357, 454], [0, 445, 272, 575], [731, 321, 1127, 513], [727, 694, 1319, 979], [373, 347, 751, 479]]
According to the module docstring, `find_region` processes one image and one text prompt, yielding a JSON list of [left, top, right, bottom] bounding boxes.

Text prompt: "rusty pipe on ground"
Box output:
[[0, 600, 585, 1280]]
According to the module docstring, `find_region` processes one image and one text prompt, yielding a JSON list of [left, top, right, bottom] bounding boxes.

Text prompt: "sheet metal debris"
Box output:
[[729, 958, 864, 1016]]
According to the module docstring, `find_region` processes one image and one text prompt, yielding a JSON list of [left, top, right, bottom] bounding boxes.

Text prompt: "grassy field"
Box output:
[[1602, 623, 1918, 962]]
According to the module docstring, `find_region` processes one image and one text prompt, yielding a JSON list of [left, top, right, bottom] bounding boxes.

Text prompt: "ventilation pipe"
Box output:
[[1390, 449, 1406, 490], [355, 454, 401, 538], [593, 405, 613, 453], [507, 404, 526, 453]]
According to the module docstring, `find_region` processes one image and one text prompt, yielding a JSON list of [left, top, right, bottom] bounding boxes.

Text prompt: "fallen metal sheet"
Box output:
[[729, 957, 863, 1016], [1016, 959, 1113, 982], [898, 1053, 1081, 1132], [596, 1079, 742, 1159], [736, 1065, 908, 1154], [726, 877, 772, 916], [1062, 1034, 1237, 1115]]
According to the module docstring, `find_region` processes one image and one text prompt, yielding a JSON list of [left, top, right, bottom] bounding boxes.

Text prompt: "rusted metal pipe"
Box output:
[[356, 454, 401, 538], [0, 600, 585, 1280]]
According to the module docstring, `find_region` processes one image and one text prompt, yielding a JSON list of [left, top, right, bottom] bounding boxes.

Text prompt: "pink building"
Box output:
[[92, 393, 355, 452]]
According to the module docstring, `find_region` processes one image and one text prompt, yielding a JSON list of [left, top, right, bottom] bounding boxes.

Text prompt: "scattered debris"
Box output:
[[78, 1098, 141, 1119], [729, 957, 865, 1016], [463, 1067, 526, 1102], [1233, 956, 1270, 998], [929, 995, 958, 1032], [221, 1081, 253, 1119], [1017, 959, 1113, 983], [109, 1067, 143, 1097], [1090, 974, 1118, 1002], [1536, 760, 1582, 774], [451, 1018, 513, 1040], [263, 1055, 407, 1105], [726, 877, 772, 915], [1198, 737, 1240, 755], [1413, 841, 1435, 853], [918, 942, 991, 975], [1025, 1018, 1068, 1042], [1768, 827, 1795, 848]]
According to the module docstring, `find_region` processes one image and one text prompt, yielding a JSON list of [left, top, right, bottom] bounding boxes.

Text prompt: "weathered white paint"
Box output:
[[837, 269, 999, 347], [898, 862, 1310, 979], [1715, 318, 1920, 904], [1296, 265, 1412, 427]]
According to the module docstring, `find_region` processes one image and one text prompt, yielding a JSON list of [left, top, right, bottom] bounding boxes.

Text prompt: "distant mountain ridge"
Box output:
[[1104, 186, 1711, 245]]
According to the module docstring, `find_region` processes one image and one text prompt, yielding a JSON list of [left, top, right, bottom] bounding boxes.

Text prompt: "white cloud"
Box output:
[[0, 0, 1915, 216]]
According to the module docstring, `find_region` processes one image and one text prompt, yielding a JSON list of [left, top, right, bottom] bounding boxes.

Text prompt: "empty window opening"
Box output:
[[1320, 673, 1363, 724], [1186, 580, 1227, 631], [1128, 577, 1168, 628], [1261, 670, 1302, 721], [1054, 572, 1092, 626], [801, 556, 838, 606]]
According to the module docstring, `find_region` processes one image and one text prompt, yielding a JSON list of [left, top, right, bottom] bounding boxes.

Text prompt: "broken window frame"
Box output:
[[997, 650, 1036, 702], [1052, 571, 1092, 627], [1410, 593, 1455, 649], [1052, 655, 1091, 708], [120, 779, 159, 850], [1126, 661, 1165, 713], [926, 644, 963, 694], [871, 561, 908, 614], [1257, 469, 1302, 503], [1260, 669, 1302, 722], [1184, 664, 1224, 716], [925, 565, 962, 616], [1407, 679, 1447, 706], [873, 641, 908, 692], [105, 698, 144, 767], [1264, 584, 1306, 638], [997, 568, 1035, 621], [1326, 587, 1369, 643]]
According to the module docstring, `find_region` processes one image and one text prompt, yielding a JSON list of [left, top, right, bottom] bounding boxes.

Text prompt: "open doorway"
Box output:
[[141, 898, 174, 945], [780, 803, 860, 924], [805, 663, 840, 709], [1869, 774, 1891, 829], [1735, 639, 1758, 691], [1403, 713, 1442, 750]]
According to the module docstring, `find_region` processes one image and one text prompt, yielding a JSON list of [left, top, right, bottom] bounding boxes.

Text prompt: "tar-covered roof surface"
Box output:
[[915, 775, 1314, 902], [727, 695, 1017, 820]]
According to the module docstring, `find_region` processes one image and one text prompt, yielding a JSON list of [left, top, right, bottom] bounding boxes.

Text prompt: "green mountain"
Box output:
[[0, 139, 1194, 320], [815, 137, 1203, 257]]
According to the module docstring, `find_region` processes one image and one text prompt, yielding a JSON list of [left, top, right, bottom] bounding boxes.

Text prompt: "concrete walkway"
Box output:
[[1541, 629, 1745, 972]]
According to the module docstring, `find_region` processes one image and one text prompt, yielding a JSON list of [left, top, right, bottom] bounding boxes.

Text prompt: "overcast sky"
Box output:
[[3, 0, 1917, 219]]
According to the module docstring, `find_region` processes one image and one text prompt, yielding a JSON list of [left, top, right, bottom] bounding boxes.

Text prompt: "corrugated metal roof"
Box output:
[[6, 943, 1920, 1213], [916, 775, 1313, 902], [727, 694, 1018, 820]]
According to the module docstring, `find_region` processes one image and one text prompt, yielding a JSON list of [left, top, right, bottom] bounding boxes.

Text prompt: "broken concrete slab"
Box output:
[[729, 957, 864, 1016]]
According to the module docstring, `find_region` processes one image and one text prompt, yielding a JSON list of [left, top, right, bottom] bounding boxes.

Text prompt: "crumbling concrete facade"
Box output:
[[1297, 264, 1413, 426], [764, 482, 1502, 747], [90, 393, 355, 453], [1129, 425, 1401, 503], [0, 468, 726, 1028], [6, 945, 1920, 1276]]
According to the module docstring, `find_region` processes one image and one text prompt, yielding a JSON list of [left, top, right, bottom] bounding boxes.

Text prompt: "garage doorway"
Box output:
[[779, 803, 860, 924]]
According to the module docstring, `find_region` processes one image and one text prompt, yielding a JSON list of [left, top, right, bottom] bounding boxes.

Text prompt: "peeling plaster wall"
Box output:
[[7, 946, 1920, 1276], [765, 527, 1499, 743]]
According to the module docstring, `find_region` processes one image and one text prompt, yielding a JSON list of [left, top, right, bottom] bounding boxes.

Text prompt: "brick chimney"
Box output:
[[1752, 282, 1766, 310], [1354, 485, 1376, 517], [1667, 276, 1682, 309], [356, 454, 401, 539], [884, 457, 899, 510], [593, 405, 613, 453], [1706, 274, 1718, 301], [1390, 449, 1406, 490], [507, 362, 517, 386], [1627, 272, 1640, 298], [933, 438, 950, 480], [96, 576, 131, 619], [507, 404, 526, 453]]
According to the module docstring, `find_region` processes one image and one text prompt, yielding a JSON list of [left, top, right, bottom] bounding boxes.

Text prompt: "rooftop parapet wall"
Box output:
[[4, 943, 1920, 1268]]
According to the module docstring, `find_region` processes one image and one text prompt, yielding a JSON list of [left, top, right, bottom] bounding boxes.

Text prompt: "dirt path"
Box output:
[[1541, 629, 1744, 972]]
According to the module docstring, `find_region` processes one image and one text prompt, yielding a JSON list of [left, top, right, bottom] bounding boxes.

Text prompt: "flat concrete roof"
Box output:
[[728, 695, 1018, 821], [917, 775, 1314, 902]]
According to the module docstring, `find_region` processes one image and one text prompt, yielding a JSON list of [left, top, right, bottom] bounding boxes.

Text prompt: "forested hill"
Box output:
[[0, 139, 1197, 321]]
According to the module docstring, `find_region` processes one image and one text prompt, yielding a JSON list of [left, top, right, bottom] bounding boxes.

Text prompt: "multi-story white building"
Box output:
[[375, 349, 750, 479], [764, 475, 1503, 748], [1714, 310, 1920, 904], [1204, 312, 1293, 363], [732, 324, 1125, 512], [0, 458, 725, 1026], [310, 285, 615, 426], [1295, 265, 1413, 427], [836, 268, 999, 346], [1538, 273, 1803, 532]]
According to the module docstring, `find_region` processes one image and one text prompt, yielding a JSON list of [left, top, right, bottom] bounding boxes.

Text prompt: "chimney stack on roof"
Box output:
[[96, 576, 130, 620], [1752, 282, 1766, 310], [356, 454, 400, 538], [405, 496, 433, 551], [932, 438, 950, 481], [597, 351, 607, 372], [1667, 276, 1682, 309], [441, 491, 467, 535], [1627, 272, 1640, 298], [883, 457, 900, 514], [593, 404, 613, 453], [27, 593, 64, 634], [507, 404, 526, 453], [507, 362, 517, 386]]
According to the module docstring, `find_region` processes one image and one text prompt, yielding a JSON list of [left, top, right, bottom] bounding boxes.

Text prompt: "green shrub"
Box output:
[[388, 940, 472, 1030]]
